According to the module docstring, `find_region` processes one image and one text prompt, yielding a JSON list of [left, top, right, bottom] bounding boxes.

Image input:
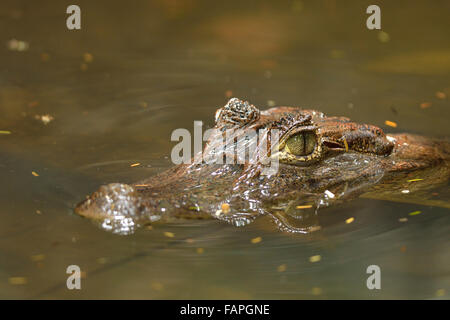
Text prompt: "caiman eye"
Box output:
[[285, 132, 316, 156]]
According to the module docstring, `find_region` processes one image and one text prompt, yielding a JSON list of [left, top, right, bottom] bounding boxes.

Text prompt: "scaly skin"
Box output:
[[75, 98, 449, 234]]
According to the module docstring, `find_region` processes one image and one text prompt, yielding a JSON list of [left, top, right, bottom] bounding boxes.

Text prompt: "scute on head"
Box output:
[[215, 98, 260, 127]]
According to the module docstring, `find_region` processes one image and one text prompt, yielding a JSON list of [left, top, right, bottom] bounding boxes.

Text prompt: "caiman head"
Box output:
[[75, 98, 432, 234]]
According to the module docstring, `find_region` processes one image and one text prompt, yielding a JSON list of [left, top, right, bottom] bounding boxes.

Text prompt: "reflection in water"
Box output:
[[0, 0, 449, 299]]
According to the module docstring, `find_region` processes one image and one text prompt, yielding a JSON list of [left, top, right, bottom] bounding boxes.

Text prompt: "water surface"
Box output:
[[0, 0, 449, 299]]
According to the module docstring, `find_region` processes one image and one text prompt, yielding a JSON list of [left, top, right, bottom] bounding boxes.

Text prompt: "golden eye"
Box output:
[[285, 132, 316, 156]]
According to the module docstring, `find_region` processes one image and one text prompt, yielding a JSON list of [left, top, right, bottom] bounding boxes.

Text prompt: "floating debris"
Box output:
[[31, 254, 45, 262], [28, 101, 39, 108], [436, 91, 446, 99], [267, 100, 276, 107], [7, 39, 29, 52], [408, 210, 421, 216], [277, 264, 287, 272], [40, 53, 50, 62], [436, 289, 446, 297], [225, 90, 233, 98], [311, 287, 323, 296], [401, 190, 410, 194], [185, 238, 195, 244], [83, 53, 94, 63], [151, 282, 164, 291], [31, 171, 39, 177], [296, 205, 313, 209], [221, 203, 230, 214], [324, 190, 335, 199], [345, 217, 355, 224], [420, 102, 432, 109], [330, 49, 345, 59], [385, 120, 397, 128], [378, 31, 390, 43], [0, 130, 11, 135], [9, 277, 27, 285], [96, 257, 107, 264], [196, 248, 204, 254], [35, 210, 42, 215], [407, 178, 423, 182], [251, 236, 262, 244], [130, 163, 140, 167], [309, 255, 321, 263], [398, 217, 408, 222], [34, 114, 54, 125], [164, 232, 175, 238]]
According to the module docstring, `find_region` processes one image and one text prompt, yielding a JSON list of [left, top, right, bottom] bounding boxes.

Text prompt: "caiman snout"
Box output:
[[75, 183, 142, 220]]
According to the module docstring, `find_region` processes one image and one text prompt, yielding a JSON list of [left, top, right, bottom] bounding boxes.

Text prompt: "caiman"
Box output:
[[75, 98, 450, 234]]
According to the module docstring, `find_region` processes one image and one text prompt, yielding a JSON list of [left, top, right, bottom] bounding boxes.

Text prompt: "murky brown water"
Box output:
[[0, 0, 449, 299]]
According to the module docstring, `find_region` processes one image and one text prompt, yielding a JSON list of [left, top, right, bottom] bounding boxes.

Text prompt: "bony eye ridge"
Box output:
[[285, 132, 317, 156]]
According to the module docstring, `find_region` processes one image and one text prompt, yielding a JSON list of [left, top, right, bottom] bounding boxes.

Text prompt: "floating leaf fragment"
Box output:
[[163, 232, 175, 238], [151, 282, 164, 291], [96, 257, 107, 264], [83, 53, 94, 63], [378, 31, 390, 43], [31, 254, 45, 262], [130, 163, 140, 167], [436, 91, 446, 99], [251, 236, 262, 244], [277, 264, 287, 272], [7, 39, 29, 51], [407, 178, 423, 182], [436, 289, 446, 297], [296, 205, 313, 209], [398, 217, 408, 222], [0, 130, 11, 135], [40, 53, 50, 62], [31, 171, 39, 177], [385, 120, 397, 128], [345, 217, 355, 224], [9, 277, 27, 285], [311, 287, 323, 295], [408, 211, 421, 216], [420, 102, 432, 109], [309, 255, 321, 263], [196, 248, 204, 254]]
